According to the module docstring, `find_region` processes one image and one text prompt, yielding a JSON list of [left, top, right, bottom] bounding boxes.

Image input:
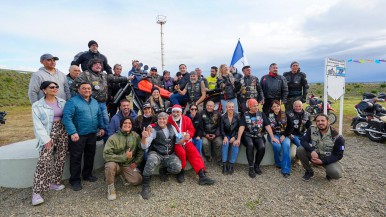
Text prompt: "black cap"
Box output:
[[150, 67, 157, 72], [40, 81, 58, 90], [88, 40, 98, 48]]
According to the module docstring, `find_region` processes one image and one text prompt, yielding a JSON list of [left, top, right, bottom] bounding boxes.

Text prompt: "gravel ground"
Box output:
[[1, 136, 385, 216]]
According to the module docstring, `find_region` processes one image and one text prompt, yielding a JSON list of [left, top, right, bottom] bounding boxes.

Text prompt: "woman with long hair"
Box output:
[[31, 81, 68, 205], [216, 64, 238, 114], [147, 87, 169, 114], [186, 104, 203, 156]]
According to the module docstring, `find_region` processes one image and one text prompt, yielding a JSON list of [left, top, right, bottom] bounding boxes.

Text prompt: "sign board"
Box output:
[[325, 58, 346, 100]]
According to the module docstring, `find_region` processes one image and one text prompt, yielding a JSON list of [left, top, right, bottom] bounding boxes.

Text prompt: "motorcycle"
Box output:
[[305, 94, 337, 125], [0, 111, 7, 125], [351, 93, 386, 136], [364, 98, 386, 143]]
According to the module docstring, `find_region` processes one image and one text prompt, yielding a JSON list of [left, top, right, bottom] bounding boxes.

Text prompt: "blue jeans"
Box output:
[[192, 138, 203, 156], [99, 102, 109, 130], [221, 98, 238, 114], [170, 93, 189, 106], [268, 134, 291, 174], [292, 135, 302, 147], [222, 136, 239, 163]]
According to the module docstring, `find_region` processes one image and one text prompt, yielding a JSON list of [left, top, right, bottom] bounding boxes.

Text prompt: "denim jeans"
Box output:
[[222, 136, 239, 163], [292, 135, 302, 147], [98, 102, 109, 130], [221, 98, 238, 114], [170, 93, 189, 106], [192, 137, 203, 156], [268, 134, 291, 174]]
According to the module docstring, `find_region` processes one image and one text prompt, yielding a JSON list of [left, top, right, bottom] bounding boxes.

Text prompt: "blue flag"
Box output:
[[230, 40, 248, 72]]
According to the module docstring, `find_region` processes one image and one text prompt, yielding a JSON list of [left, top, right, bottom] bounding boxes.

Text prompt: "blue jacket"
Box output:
[[62, 95, 104, 136], [32, 97, 66, 150], [108, 110, 137, 137]]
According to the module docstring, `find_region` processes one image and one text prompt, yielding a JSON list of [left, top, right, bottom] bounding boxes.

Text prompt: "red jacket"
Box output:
[[167, 115, 195, 139]]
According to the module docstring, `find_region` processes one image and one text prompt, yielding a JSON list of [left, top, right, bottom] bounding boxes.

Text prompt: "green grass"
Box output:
[[0, 69, 31, 106]]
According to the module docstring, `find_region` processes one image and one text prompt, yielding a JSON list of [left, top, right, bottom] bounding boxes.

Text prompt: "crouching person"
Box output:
[[297, 114, 345, 181], [140, 112, 182, 200], [103, 117, 143, 200]]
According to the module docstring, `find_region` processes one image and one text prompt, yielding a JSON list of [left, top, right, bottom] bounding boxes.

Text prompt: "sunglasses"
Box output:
[[190, 108, 197, 111], [48, 85, 59, 89]]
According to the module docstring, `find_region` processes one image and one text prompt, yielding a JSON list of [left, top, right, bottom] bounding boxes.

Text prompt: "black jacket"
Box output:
[[283, 71, 309, 99], [188, 113, 203, 137], [71, 50, 112, 74], [260, 74, 288, 102], [220, 112, 240, 139]]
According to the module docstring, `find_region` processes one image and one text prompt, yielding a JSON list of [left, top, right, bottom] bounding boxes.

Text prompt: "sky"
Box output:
[[0, 0, 385, 82]]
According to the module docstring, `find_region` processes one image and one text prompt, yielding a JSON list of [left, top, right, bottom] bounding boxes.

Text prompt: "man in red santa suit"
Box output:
[[168, 104, 215, 185]]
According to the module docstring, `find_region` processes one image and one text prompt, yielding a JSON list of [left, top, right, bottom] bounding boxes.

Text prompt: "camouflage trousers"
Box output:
[[285, 96, 303, 112], [142, 151, 182, 177]]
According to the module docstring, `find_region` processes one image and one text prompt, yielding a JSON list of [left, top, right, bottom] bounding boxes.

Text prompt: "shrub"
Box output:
[[371, 90, 377, 94], [380, 83, 386, 88], [316, 83, 321, 86]]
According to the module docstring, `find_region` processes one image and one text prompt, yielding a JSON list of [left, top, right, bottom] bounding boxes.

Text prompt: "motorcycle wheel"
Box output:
[[366, 125, 386, 143], [352, 121, 368, 136], [328, 112, 337, 125]]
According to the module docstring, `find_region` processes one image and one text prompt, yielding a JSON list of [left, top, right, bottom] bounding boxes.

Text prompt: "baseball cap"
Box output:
[[143, 103, 151, 109], [150, 67, 157, 71], [40, 53, 59, 61]]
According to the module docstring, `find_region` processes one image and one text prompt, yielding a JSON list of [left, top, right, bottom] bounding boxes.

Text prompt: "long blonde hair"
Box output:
[[217, 64, 231, 80]]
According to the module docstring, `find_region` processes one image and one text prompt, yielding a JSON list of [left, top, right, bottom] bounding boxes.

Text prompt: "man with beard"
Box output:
[[71, 40, 113, 74], [297, 114, 345, 181], [260, 63, 288, 114], [238, 65, 264, 113], [206, 66, 218, 90], [108, 99, 137, 137], [283, 61, 309, 111], [176, 71, 206, 113], [167, 105, 215, 185]]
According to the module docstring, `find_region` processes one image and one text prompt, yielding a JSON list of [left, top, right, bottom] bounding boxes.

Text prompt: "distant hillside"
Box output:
[[0, 69, 31, 106], [0, 69, 385, 107]]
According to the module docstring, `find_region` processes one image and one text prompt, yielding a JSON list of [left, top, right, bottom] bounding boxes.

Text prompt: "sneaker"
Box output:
[[254, 165, 262, 175], [32, 193, 44, 206], [49, 184, 65, 191], [248, 167, 256, 178], [107, 184, 117, 201], [71, 182, 82, 191], [83, 176, 98, 182], [283, 173, 290, 178], [302, 171, 314, 182]]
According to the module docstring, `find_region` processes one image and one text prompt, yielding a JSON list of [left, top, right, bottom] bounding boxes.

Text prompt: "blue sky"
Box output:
[[0, 0, 385, 82]]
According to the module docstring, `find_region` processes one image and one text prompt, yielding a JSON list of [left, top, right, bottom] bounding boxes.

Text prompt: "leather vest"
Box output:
[[283, 72, 305, 97], [268, 111, 287, 135], [244, 112, 264, 138], [240, 76, 258, 99], [202, 111, 219, 134], [310, 126, 335, 156], [220, 75, 236, 100], [187, 81, 202, 102], [150, 125, 176, 155], [287, 110, 310, 134]]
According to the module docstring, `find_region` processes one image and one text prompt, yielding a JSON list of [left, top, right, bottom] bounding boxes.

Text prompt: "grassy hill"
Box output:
[[0, 69, 31, 106]]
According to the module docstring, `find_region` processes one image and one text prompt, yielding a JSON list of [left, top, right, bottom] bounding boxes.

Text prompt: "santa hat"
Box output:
[[172, 104, 183, 112]]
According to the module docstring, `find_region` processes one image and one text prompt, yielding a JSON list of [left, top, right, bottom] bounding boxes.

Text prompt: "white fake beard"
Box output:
[[172, 115, 181, 122]]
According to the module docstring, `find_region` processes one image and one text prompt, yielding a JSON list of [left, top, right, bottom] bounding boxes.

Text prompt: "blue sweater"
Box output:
[[62, 95, 104, 136]]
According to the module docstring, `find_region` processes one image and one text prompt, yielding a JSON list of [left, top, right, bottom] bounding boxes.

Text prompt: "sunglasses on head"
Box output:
[[48, 85, 59, 89]]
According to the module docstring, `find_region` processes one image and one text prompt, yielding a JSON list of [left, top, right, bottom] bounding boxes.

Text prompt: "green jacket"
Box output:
[[103, 131, 144, 166]]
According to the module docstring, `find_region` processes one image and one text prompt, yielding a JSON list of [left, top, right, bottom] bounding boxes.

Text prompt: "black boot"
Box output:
[[176, 169, 185, 183], [222, 163, 228, 175], [141, 176, 151, 200], [198, 169, 215, 185], [254, 164, 262, 175], [159, 167, 168, 182], [228, 163, 234, 175]]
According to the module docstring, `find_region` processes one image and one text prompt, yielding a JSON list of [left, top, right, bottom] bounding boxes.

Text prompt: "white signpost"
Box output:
[[324, 58, 346, 134]]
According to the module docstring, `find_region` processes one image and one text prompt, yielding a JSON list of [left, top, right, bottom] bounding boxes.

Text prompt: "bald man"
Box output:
[[67, 65, 81, 97]]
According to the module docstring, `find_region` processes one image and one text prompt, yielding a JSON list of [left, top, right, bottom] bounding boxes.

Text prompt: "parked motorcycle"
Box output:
[[305, 94, 337, 125], [364, 99, 386, 143]]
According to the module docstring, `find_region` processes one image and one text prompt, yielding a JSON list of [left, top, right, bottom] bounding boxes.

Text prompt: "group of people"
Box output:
[[28, 40, 345, 206]]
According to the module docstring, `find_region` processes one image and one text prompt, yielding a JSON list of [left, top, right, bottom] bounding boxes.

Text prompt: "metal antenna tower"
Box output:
[[156, 15, 167, 71]]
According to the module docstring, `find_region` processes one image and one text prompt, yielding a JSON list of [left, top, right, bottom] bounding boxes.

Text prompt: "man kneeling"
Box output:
[[103, 117, 144, 200], [297, 114, 345, 181], [140, 112, 182, 200]]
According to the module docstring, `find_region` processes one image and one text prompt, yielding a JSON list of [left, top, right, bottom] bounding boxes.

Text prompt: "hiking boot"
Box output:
[[248, 167, 256, 178], [222, 163, 228, 175], [49, 184, 65, 191], [159, 167, 169, 182], [302, 171, 314, 182], [254, 165, 262, 175], [141, 176, 151, 200], [198, 169, 215, 185], [71, 182, 82, 191], [32, 193, 44, 206], [228, 163, 234, 175], [176, 169, 185, 183], [107, 184, 117, 201]]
